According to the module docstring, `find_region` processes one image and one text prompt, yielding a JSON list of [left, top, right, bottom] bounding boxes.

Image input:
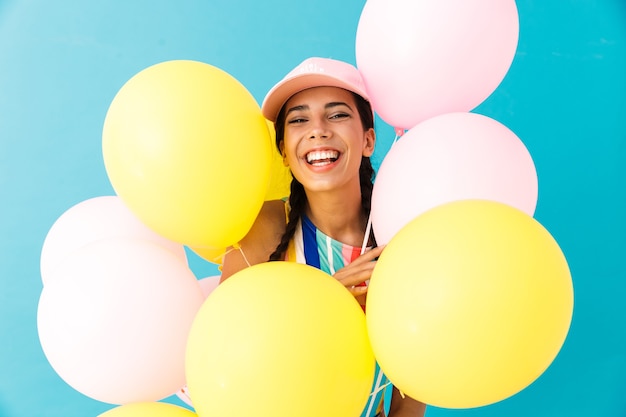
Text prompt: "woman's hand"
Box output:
[[333, 245, 385, 298]]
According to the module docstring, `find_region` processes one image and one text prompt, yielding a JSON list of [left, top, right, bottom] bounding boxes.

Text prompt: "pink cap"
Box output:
[[261, 57, 370, 122]]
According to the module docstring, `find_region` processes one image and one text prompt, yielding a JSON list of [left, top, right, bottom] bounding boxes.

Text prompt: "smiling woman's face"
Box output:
[[279, 86, 375, 194]]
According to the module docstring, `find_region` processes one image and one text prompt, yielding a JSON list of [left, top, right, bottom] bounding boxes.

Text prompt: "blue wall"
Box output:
[[1, 1, 624, 416]]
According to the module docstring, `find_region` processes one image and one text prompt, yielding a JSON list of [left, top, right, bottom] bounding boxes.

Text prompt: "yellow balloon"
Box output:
[[103, 60, 272, 248], [264, 120, 292, 201], [186, 262, 375, 417], [367, 200, 573, 408], [188, 244, 226, 265], [98, 402, 196, 417], [190, 122, 291, 265]]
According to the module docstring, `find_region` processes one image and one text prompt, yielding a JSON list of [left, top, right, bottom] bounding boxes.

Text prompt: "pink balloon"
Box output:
[[40, 196, 187, 284], [197, 275, 221, 299], [356, 0, 519, 130], [174, 274, 221, 408], [371, 112, 537, 245], [37, 238, 205, 405]]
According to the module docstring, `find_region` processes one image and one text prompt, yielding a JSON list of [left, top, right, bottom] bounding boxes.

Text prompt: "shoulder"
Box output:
[[251, 200, 288, 241], [220, 200, 287, 281]]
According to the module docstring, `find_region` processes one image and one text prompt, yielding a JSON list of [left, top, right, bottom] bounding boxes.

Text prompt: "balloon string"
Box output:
[[360, 126, 404, 257], [209, 251, 226, 264], [232, 242, 251, 267], [360, 126, 402, 256], [361, 213, 373, 255], [369, 380, 393, 397]]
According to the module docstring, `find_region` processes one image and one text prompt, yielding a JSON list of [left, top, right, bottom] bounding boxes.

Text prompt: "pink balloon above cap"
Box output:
[[356, 0, 519, 130]]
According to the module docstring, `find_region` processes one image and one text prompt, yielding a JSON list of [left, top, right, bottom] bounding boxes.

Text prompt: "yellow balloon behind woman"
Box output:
[[102, 60, 271, 248], [263, 119, 292, 201], [367, 199, 574, 408]]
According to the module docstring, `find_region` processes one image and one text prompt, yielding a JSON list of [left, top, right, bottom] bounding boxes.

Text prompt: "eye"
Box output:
[[329, 112, 350, 120], [287, 117, 308, 124]]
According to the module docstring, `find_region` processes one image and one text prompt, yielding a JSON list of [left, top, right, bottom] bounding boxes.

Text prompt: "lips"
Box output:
[[306, 150, 339, 166]]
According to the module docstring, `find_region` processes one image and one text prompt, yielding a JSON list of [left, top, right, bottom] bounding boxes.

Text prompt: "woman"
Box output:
[[221, 57, 426, 417]]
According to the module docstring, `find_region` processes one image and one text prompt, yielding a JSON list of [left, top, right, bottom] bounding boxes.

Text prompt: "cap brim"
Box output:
[[261, 74, 369, 123]]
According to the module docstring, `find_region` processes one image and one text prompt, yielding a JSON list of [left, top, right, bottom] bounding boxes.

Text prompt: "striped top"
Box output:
[[289, 214, 364, 275], [287, 213, 390, 417]]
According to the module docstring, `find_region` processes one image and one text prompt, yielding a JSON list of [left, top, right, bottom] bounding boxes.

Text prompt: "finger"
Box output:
[[362, 245, 385, 258], [347, 284, 368, 297], [350, 245, 385, 266], [335, 260, 375, 279], [335, 264, 376, 287]]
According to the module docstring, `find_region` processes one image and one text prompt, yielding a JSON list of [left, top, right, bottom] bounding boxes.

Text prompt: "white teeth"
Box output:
[[306, 150, 339, 164]]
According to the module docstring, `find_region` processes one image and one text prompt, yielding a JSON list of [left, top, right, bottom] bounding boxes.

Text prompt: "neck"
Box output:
[[304, 188, 368, 247]]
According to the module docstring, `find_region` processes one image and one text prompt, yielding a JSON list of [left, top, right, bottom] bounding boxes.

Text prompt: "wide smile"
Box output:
[[306, 150, 340, 167]]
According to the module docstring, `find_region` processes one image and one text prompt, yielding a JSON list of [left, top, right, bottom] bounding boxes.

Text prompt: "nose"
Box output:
[[308, 118, 330, 140]]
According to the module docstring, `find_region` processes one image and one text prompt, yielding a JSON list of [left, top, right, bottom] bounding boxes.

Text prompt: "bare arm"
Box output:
[[388, 387, 426, 417], [220, 200, 286, 282]]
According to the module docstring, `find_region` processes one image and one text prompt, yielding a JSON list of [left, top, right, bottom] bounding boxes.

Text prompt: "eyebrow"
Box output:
[[285, 101, 353, 116]]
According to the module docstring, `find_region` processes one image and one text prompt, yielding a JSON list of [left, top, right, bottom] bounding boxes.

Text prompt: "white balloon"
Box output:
[[37, 237, 204, 404], [40, 196, 187, 284]]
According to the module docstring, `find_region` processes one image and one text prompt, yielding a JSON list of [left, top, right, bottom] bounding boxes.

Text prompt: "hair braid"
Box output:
[[360, 156, 377, 247], [268, 179, 305, 261]]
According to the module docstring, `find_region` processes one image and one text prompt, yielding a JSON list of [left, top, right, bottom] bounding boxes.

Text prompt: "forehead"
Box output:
[[285, 86, 355, 109]]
